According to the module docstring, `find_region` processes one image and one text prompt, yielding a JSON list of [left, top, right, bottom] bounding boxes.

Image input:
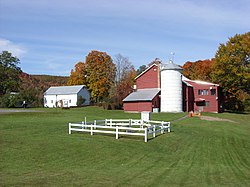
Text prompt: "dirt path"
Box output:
[[0, 109, 42, 114], [172, 114, 238, 124], [200, 115, 238, 123]]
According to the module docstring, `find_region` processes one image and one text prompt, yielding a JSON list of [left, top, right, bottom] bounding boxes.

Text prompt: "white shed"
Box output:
[[44, 85, 90, 108]]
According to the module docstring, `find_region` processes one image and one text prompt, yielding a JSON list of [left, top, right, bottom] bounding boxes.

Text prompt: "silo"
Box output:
[[160, 61, 183, 112]]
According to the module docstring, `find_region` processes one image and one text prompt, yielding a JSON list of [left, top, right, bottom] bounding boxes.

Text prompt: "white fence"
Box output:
[[69, 119, 170, 142]]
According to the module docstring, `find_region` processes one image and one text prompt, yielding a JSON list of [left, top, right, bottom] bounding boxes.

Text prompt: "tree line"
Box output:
[[0, 32, 249, 111], [182, 32, 249, 111]]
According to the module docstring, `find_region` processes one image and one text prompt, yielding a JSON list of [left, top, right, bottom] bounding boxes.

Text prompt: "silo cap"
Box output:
[[161, 61, 182, 71]]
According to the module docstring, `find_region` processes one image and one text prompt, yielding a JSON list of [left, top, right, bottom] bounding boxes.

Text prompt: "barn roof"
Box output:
[[123, 88, 160, 102], [44, 85, 86, 95], [185, 80, 219, 87]]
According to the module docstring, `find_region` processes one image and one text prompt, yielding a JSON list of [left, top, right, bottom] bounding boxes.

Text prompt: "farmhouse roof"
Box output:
[[123, 88, 160, 102], [44, 85, 86, 95]]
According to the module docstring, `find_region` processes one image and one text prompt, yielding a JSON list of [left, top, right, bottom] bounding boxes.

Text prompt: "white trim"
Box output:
[[135, 63, 159, 80]]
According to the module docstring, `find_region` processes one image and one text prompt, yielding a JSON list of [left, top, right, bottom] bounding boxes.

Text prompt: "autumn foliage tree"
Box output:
[[68, 50, 116, 103], [68, 62, 87, 86], [182, 59, 214, 82], [211, 32, 250, 111], [116, 67, 136, 104], [86, 51, 116, 102]]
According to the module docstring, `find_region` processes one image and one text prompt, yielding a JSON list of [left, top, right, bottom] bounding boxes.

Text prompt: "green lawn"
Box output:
[[0, 107, 250, 186]]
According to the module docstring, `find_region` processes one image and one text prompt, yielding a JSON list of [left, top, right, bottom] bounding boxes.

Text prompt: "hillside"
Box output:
[[30, 74, 69, 92], [19, 73, 69, 107]]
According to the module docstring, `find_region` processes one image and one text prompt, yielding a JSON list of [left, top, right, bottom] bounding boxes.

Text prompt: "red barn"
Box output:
[[123, 61, 223, 113], [123, 63, 161, 112]]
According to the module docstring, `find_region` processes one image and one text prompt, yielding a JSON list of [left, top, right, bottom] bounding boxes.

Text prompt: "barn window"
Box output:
[[211, 89, 216, 96], [69, 100, 71, 103], [198, 89, 209, 95], [51, 100, 53, 103]]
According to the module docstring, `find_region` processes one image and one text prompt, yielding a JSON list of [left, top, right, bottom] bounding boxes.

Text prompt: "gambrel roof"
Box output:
[[44, 85, 86, 95]]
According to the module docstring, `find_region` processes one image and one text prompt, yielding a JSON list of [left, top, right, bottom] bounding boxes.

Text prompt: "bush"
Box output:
[[77, 96, 86, 106], [0, 93, 21, 108]]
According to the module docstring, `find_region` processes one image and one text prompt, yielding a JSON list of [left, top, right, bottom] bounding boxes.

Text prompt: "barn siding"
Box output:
[[123, 102, 153, 112], [136, 64, 160, 89], [191, 84, 220, 113]]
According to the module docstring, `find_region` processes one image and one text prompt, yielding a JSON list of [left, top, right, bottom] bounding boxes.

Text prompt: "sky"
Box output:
[[0, 0, 249, 76]]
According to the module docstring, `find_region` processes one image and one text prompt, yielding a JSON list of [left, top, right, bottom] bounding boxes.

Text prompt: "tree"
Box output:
[[182, 59, 214, 82], [68, 62, 87, 86], [211, 32, 250, 111], [0, 51, 22, 95], [114, 54, 136, 106], [136, 65, 147, 75], [85, 50, 116, 102], [77, 95, 86, 106], [117, 66, 136, 104], [114, 54, 130, 83], [19, 73, 42, 107], [68, 51, 116, 103]]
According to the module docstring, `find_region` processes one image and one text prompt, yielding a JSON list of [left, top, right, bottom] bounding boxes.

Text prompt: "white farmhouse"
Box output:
[[44, 85, 90, 108]]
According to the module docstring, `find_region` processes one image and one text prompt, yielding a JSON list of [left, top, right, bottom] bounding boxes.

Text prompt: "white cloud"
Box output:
[[0, 38, 27, 57]]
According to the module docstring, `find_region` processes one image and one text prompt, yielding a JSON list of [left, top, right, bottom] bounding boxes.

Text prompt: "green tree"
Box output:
[[0, 51, 22, 95], [136, 65, 147, 75], [211, 32, 250, 111]]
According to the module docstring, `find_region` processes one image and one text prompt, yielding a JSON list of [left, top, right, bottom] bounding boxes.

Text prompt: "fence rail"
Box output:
[[69, 119, 170, 142]]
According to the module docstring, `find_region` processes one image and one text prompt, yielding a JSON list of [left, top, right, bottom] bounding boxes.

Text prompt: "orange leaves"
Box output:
[[85, 50, 116, 102], [182, 59, 214, 82], [68, 61, 87, 86]]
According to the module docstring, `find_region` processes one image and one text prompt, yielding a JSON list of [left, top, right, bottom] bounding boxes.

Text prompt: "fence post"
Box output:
[[144, 127, 148, 142], [168, 123, 171, 133], [91, 124, 93, 135], [94, 120, 96, 129], [116, 126, 119, 139], [161, 122, 164, 134], [69, 123, 71, 134], [153, 125, 156, 138], [82, 121, 84, 129], [105, 119, 107, 126]]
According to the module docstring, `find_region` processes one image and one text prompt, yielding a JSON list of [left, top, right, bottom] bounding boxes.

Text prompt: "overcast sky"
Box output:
[[0, 0, 249, 76]]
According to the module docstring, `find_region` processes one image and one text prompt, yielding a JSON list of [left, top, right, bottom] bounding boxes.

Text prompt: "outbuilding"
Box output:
[[44, 85, 90, 108]]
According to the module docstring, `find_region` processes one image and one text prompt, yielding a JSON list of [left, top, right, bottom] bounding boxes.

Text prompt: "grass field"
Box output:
[[0, 107, 250, 186]]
